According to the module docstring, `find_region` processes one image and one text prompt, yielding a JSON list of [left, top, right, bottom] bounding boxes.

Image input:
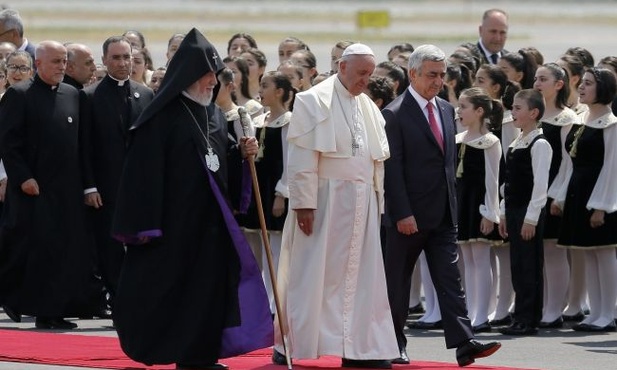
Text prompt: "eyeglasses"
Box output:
[[7, 65, 31, 74]]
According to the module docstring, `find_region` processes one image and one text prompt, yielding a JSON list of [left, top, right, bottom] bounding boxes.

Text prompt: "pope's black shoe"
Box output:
[[342, 358, 392, 369], [2, 305, 21, 323], [391, 348, 410, 365], [456, 339, 501, 367]]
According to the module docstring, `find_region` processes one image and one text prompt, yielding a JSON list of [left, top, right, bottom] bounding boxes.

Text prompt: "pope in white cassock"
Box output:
[[273, 43, 399, 369]]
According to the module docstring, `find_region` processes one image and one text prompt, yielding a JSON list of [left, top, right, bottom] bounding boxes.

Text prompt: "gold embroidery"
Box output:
[[456, 143, 466, 178], [569, 125, 585, 158]]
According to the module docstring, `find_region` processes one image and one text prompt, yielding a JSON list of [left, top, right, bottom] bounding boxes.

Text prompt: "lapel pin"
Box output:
[[134, 92, 140, 99], [67, 116, 73, 123]]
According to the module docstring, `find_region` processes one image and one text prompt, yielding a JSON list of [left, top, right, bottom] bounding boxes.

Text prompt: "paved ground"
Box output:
[[1, 309, 616, 370]]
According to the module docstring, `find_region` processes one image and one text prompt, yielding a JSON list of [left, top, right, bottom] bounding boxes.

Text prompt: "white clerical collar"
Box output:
[[108, 75, 130, 86], [182, 90, 208, 106]]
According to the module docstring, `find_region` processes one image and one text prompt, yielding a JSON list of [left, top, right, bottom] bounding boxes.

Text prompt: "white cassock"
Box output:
[[274, 75, 399, 360]]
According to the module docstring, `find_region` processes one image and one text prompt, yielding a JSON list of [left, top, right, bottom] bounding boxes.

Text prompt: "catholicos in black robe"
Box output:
[[111, 28, 272, 367], [0, 75, 101, 318]]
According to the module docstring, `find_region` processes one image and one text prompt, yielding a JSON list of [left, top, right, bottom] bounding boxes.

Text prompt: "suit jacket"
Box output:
[[24, 41, 36, 62], [382, 90, 457, 231], [476, 41, 508, 65], [79, 76, 153, 204]]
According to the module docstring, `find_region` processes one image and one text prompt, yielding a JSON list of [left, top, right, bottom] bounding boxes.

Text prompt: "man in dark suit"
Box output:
[[382, 44, 501, 367], [79, 36, 153, 315], [0, 9, 35, 61], [476, 9, 509, 65]]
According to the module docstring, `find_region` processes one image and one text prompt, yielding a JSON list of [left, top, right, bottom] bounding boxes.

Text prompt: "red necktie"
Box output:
[[426, 102, 444, 152]]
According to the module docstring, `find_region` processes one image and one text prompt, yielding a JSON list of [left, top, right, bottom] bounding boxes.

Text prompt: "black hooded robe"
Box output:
[[113, 97, 242, 365], [111, 28, 272, 366]]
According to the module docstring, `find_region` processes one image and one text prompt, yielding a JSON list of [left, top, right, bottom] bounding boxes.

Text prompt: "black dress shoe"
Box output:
[[272, 349, 290, 366], [2, 305, 21, 323], [176, 363, 228, 369], [489, 314, 512, 326], [406, 320, 442, 330], [538, 317, 563, 328], [472, 322, 492, 333], [572, 322, 616, 332], [498, 322, 537, 335], [341, 358, 392, 369], [408, 303, 425, 315], [562, 312, 585, 322], [456, 339, 501, 367], [95, 307, 113, 319], [391, 348, 410, 364], [35, 317, 78, 330]]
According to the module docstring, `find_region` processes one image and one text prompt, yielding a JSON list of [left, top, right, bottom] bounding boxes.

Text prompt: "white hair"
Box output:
[[407, 44, 446, 72]]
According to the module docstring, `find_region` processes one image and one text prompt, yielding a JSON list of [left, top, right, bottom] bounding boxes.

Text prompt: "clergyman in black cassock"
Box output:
[[0, 41, 101, 329], [79, 36, 154, 312], [111, 28, 272, 369]]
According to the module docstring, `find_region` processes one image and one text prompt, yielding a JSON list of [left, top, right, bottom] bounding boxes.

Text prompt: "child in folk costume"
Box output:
[[533, 63, 580, 328], [554, 68, 617, 332], [240, 71, 295, 314], [498, 89, 552, 335], [455, 87, 503, 333], [473, 64, 521, 325]]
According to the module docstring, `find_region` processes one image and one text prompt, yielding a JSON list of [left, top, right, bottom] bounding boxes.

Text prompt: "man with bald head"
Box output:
[[64, 43, 97, 89], [477, 8, 509, 65], [0, 41, 101, 329], [272, 43, 397, 368]]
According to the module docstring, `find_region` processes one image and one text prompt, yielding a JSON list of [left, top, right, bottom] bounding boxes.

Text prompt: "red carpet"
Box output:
[[0, 329, 528, 370]]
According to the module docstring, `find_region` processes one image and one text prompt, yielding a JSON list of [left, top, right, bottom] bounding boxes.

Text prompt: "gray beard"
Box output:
[[182, 90, 212, 106]]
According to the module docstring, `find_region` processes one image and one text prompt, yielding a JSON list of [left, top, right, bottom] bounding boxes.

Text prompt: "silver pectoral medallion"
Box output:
[[205, 148, 220, 172]]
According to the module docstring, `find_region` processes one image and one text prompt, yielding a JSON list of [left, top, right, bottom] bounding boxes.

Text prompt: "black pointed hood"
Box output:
[[131, 28, 225, 129]]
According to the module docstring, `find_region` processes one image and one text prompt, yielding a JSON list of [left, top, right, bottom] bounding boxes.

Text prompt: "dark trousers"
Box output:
[[384, 221, 473, 349], [506, 206, 545, 327], [89, 205, 126, 306]]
